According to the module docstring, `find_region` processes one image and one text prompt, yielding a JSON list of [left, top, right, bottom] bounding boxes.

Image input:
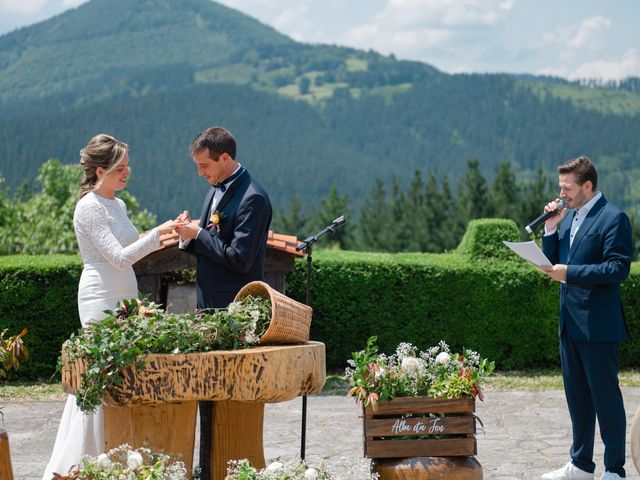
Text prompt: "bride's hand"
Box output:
[[156, 220, 180, 235]]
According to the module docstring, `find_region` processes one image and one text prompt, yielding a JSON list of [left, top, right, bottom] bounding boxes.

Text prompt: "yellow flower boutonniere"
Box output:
[[207, 210, 225, 231]]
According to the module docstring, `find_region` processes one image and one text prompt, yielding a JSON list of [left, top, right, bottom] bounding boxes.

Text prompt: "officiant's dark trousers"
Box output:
[[560, 327, 626, 477]]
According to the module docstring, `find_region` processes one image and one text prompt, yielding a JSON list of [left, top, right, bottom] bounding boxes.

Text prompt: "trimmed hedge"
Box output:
[[457, 218, 520, 261], [286, 252, 640, 371], [3, 217, 640, 378], [0, 255, 82, 379]]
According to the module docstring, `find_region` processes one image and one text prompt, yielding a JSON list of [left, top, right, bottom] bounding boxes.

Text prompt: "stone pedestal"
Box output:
[[371, 457, 482, 480]]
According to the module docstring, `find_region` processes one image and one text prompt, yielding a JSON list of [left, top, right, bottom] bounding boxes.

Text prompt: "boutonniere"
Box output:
[[207, 210, 225, 231]]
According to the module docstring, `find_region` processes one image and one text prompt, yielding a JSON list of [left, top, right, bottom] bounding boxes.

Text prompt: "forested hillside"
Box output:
[[0, 0, 639, 222]]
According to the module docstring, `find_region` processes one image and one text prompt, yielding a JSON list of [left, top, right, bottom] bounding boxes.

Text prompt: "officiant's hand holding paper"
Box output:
[[540, 263, 567, 282]]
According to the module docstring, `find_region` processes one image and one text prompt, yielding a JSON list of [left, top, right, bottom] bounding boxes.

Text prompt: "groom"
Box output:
[[176, 126, 272, 479]]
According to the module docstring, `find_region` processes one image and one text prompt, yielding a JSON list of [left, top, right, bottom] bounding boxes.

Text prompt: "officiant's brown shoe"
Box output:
[[541, 462, 594, 479]]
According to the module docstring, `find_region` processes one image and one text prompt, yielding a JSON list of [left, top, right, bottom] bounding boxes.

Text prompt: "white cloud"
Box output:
[[345, 23, 452, 53], [568, 15, 611, 49], [369, 0, 513, 29], [61, 0, 87, 7], [536, 15, 612, 50], [271, 4, 313, 41], [0, 0, 48, 14], [537, 49, 640, 81], [340, 0, 511, 61], [572, 48, 640, 80]]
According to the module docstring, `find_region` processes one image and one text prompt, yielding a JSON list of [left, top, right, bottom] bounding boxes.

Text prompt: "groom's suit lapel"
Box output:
[[199, 187, 216, 228], [216, 170, 249, 213]]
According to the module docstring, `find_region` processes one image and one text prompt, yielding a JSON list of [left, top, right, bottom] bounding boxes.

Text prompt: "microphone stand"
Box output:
[[295, 215, 346, 460]]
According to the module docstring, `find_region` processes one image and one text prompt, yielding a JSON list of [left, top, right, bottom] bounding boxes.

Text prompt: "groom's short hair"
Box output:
[[189, 127, 237, 160]]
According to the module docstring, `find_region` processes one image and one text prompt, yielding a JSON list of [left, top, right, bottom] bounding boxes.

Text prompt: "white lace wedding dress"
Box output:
[[42, 192, 161, 480]]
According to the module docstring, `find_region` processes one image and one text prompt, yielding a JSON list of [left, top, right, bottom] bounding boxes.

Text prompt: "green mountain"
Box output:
[[1, 0, 639, 221]]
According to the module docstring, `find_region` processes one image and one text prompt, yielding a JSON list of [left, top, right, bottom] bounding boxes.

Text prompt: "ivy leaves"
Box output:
[[63, 296, 271, 413]]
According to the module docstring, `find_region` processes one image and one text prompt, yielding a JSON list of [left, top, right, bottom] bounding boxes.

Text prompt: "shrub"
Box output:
[[286, 250, 640, 371], [457, 218, 521, 261], [3, 246, 640, 379], [0, 255, 82, 379]]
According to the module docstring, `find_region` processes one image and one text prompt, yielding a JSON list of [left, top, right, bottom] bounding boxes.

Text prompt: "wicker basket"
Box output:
[[234, 281, 312, 344]]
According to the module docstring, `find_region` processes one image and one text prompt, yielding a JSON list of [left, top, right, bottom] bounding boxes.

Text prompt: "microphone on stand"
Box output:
[[525, 199, 567, 234]]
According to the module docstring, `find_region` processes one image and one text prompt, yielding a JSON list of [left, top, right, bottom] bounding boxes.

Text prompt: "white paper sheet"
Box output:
[[503, 240, 552, 269]]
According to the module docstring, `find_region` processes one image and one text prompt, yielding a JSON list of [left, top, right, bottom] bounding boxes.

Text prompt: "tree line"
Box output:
[[2, 158, 639, 259], [272, 159, 554, 252]]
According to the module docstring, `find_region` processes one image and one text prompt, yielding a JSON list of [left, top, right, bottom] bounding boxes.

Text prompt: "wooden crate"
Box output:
[[363, 397, 476, 459]]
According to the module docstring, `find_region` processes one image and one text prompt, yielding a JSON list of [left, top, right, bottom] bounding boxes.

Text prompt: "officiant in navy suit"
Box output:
[[539, 156, 632, 480], [176, 126, 272, 480]]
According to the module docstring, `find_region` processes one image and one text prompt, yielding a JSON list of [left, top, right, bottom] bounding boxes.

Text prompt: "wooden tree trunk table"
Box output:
[[62, 341, 326, 480], [0, 428, 13, 480]]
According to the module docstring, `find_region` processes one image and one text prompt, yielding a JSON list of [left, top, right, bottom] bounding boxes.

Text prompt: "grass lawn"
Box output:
[[5, 370, 640, 401]]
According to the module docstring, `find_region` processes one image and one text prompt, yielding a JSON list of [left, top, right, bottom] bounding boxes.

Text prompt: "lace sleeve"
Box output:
[[75, 200, 160, 270]]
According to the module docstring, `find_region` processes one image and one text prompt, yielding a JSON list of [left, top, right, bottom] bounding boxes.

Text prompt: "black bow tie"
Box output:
[[212, 167, 244, 192]]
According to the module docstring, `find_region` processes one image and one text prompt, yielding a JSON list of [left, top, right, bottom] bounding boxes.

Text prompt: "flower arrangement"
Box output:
[[207, 210, 225, 230], [346, 336, 495, 408], [225, 459, 375, 480], [63, 295, 271, 413], [52, 444, 187, 480]]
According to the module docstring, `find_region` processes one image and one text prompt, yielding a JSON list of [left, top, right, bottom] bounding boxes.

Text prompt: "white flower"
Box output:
[[374, 365, 386, 380], [304, 467, 319, 479], [436, 352, 451, 365], [96, 453, 111, 468], [127, 450, 144, 469], [265, 461, 284, 473], [401, 356, 421, 374]]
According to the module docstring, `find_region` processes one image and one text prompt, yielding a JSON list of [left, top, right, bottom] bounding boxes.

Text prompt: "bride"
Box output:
[[42, 134, 180, 479]]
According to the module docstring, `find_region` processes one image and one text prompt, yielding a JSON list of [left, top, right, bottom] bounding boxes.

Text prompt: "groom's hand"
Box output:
[[176, 221, 200, 240], [176, 210, 191, 223]]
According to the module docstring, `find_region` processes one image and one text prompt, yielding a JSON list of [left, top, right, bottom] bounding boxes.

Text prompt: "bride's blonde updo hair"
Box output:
[[78, 134, 128, 198]]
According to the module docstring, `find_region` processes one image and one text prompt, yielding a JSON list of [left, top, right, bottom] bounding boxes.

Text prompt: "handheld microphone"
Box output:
[[525, 199, 567, 234]]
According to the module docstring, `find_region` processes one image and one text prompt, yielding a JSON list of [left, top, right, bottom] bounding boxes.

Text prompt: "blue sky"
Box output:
[[0, 0, 637, 80]]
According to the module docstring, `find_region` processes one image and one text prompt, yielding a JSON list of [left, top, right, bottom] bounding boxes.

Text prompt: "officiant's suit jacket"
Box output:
[[542, 194, 632, 342], [181, 169, 272, 309]]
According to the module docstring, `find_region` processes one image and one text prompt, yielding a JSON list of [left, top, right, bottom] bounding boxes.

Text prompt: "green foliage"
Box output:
[[0, 254, 82, 379], [284, 250, 558, 371], [284, 251, 640, 371], [1, 0, 639, 228], [457, 218, 521, 261], [0, 327, 29, 378], [308, 186, 354, 249], [4, 251, 640, 380], [0, 159, 156, 255], [457, 159, 492, 231], [64, 296, 271, 413], [271, 195, 311, 241], [346, 336, 494, 407]]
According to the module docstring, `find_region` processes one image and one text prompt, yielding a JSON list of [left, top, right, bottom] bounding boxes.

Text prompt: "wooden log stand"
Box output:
[[364, 397, 482, 480], [62, 342, 326, 480], [0, 428, 13, 480]]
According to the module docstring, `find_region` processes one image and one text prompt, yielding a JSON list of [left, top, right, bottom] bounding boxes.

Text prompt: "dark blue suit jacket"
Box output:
[[182, 169, 272, 309], [542, 194, 632, 342]]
